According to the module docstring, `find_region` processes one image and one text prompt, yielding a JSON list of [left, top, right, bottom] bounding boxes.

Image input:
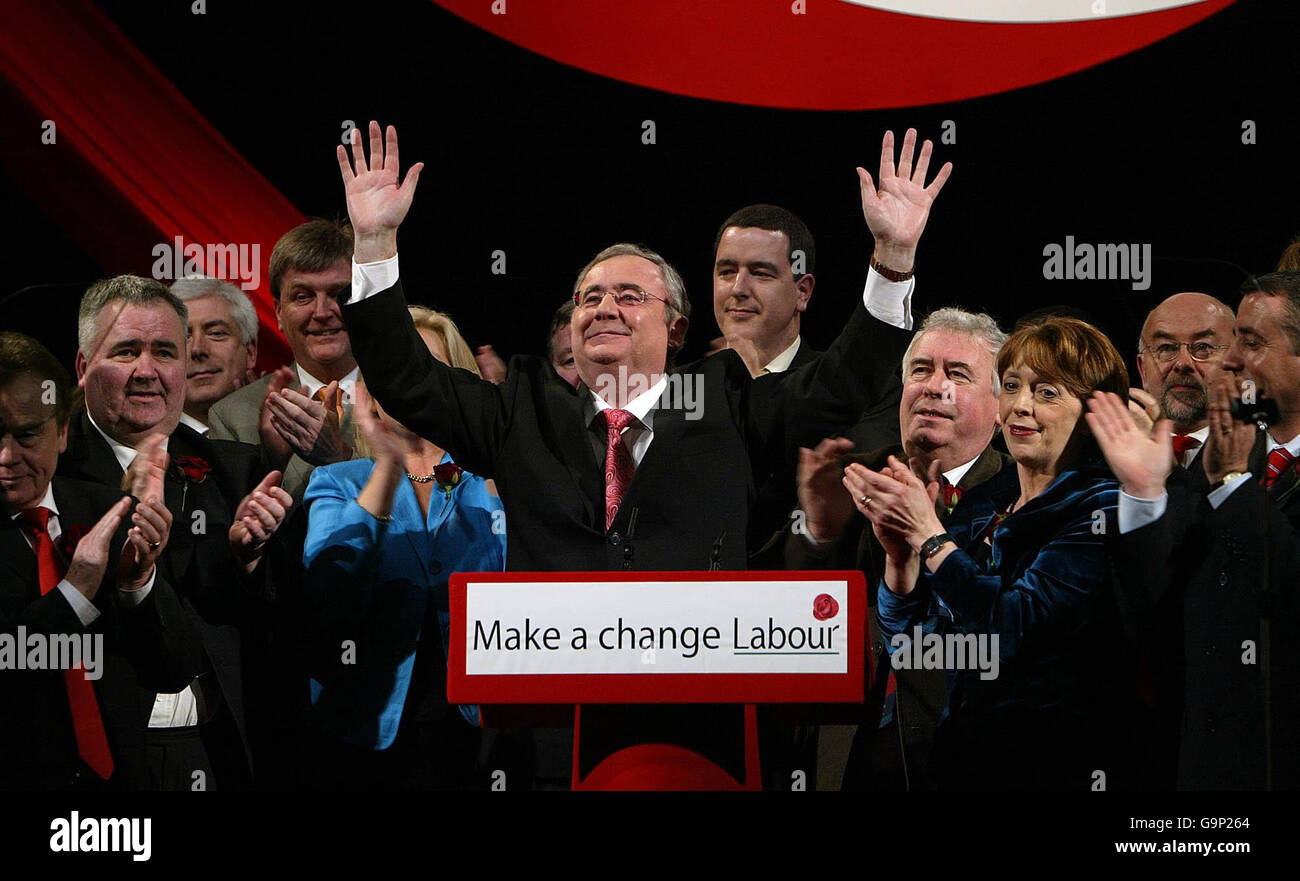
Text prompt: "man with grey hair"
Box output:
[[335, 120, 948, 787], [59, 274, 292, 789], [789, 306, 1012, 790], [170, 276, 259, 434]]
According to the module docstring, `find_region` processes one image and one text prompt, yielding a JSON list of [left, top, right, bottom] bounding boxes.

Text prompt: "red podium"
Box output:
[[448, 570, 868, 790]]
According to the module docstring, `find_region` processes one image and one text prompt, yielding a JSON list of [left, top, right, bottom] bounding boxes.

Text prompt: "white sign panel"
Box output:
[[464, 579, 849, 676]]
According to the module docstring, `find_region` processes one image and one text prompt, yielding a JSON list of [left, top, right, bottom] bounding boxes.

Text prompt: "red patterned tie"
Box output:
[[18, 507, 114, 780], [1264, 447, 1296, 488], [1171, 434, 1201, 467], [601, 409, 637, 530]]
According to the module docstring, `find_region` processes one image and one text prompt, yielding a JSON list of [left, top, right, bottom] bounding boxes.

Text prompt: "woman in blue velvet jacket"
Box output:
[[845, 316, 1133, 790], [303, 307, 505, 788]]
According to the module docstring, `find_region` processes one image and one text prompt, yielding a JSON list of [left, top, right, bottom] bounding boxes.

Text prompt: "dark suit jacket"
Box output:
[[57, 412, 267, 783], [343, 278, 910, 781], [1111, 433, 1300, 789], [747, 340, 902, 569], [0, 476, 201, 789], [344, 280, 910, 573]]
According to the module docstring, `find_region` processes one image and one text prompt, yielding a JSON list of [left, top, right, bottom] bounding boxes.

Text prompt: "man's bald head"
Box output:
[[1137, 291, 1235, 433]]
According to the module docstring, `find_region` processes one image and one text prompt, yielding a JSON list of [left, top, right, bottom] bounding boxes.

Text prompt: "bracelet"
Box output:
[[870, 256, 915, 283], [919, 532, 954, 563], [355, 498, 393, 522]]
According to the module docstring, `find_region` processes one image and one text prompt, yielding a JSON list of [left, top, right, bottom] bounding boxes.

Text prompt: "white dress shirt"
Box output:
[[179, 412, 209, 435], [761, 337, 803, 375], [296, 364, 359, 408]]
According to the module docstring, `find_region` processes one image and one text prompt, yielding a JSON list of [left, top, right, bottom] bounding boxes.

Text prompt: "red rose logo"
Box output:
[[813, 593, 839, 621]]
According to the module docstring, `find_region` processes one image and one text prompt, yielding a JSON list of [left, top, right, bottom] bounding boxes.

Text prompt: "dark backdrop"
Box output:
[[3, 0, 1296, 375]]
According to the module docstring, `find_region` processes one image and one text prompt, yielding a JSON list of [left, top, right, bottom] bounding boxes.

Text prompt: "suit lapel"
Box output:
[[393, 476, 433, 585], [541, 378, 603, 528], [959, 446, 1006, 491], [63, 411, 127, 490], [619, 401, 686, 530]]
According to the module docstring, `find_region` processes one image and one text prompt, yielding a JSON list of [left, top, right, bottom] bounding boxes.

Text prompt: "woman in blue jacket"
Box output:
[[303, 307, 505, 789], [846, 316, 1134, 790]]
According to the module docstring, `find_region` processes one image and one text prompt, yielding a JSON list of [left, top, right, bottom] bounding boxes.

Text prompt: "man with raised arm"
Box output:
[[335, 120, 949, 787]]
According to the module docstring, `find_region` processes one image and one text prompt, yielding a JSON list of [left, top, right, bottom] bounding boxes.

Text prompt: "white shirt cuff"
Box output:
[[118, 569, 156, 607], [56, 580, 101, 628], [1118, 489, 1166, 534], [351, 254, 401, 301], [862, 266, 914, 330], [1208, 472, 1254, 508]]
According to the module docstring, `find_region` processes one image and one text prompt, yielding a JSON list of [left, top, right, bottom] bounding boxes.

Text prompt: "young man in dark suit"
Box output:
[[58, 276, 292, 789], [1090, 270, 1300, 789], [333, 121, 949, 786], [787, 307, 1011, 789], [1, 332, 200, 789]]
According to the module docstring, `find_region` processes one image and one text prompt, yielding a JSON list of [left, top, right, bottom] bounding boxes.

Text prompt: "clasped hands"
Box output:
[[258, 365, 353, 468], [843, 455, 945, 562]]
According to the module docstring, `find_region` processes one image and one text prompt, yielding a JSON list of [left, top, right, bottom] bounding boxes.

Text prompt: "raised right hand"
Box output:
[[336, 120, 424, 262], [1084, 391, 1172, 499]]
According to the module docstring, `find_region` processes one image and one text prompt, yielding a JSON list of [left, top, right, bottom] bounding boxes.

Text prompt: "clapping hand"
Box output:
[[229, 471, 293, 569], [1084, 391, 1172, 499]]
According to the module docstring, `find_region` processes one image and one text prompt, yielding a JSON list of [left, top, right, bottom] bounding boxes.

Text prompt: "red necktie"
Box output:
[[601, 409, 636, 530], [1171, 434, 1201, 467], [1264, 447, 1296, 488], [18, 507, 115, 780]]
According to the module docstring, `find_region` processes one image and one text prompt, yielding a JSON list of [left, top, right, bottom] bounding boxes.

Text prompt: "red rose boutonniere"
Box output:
[[170, 455, 212, 484], [58, 523, 93, 562], [433, 462, 463, 497]]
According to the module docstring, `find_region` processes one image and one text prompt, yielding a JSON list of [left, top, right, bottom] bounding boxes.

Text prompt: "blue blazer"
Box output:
[[302, 455, 506, 749]]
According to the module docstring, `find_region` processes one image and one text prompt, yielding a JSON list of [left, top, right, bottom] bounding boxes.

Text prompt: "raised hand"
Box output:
[[336, 120, 424, 262], [1202, 380, 1255, 486], [118, 498, 172, 592], [229, 471, 293, 568], [64, 497, 132, 600], [258, 366, 296, 469], [857, 128, 952, 272], [121, 433, 169, 500], [267, 381, 352, 467], [795, 437, 856, 545], [353, 381, 410, 465], [1084, 391, 1171, 499]]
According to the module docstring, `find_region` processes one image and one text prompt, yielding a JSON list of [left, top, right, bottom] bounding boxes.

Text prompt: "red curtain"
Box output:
[[0, 0, 301, 368]]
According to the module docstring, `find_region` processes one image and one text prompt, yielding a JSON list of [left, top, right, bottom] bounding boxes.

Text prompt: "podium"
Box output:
[[448, 570, 868, 790]]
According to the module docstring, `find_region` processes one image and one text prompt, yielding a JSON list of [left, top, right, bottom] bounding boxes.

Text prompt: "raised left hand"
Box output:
[[857, 128, 952, 272]]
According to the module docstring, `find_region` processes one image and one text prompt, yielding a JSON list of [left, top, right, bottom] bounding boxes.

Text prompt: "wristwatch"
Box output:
[[1211, 471, 1245, 490], [920, 532, 954, 563], [870, 255, 915, 282]]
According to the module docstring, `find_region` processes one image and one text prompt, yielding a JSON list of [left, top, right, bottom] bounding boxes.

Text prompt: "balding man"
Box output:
[[1135, 292, 1236, 473]]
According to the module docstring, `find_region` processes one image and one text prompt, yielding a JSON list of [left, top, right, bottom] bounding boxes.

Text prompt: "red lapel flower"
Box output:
[[433, 462, 463, 495], [170, 455, 212, 484], [58, 523, 92, 562]]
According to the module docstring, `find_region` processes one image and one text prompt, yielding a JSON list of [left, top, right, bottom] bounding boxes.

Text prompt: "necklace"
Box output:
[[406, 471, 437, 483]]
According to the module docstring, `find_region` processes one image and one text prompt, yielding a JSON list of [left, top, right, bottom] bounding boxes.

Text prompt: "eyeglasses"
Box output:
[[1138, 341, 1228, 363], [574, 284, 674, 311]]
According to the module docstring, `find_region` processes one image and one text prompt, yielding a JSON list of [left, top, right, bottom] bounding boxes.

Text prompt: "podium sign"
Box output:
[[447, 571, 865, 704]]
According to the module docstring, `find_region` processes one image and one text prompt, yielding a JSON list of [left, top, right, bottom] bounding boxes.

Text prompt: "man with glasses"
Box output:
[[333, 121, 949, 787], [1135, 292, 1236, 473]]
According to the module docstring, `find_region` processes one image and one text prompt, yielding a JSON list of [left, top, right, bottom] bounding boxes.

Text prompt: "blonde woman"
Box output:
[[302, 307, 505, 789]]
